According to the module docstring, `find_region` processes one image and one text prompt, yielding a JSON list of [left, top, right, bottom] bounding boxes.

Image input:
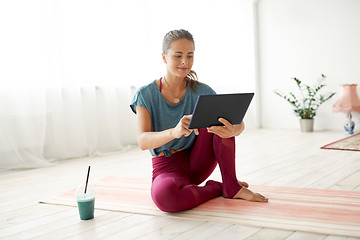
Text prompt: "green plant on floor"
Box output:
[[274, 74, 336, 119]]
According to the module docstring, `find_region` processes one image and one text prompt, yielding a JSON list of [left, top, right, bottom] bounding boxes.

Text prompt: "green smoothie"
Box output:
[[77, 195, 95, 220]]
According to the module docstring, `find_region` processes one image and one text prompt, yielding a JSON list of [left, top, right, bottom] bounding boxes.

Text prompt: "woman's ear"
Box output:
[[162, 52, 167, 64]]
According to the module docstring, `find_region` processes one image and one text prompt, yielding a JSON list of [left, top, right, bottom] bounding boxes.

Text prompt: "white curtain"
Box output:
[[0, 0, 256, 169], [0, 85, 136, 169]]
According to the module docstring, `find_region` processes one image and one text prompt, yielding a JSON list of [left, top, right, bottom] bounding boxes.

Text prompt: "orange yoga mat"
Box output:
[[40, 176, 360, 237]]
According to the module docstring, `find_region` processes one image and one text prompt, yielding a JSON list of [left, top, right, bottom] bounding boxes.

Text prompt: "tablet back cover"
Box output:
[[188, 93, 254, 129]]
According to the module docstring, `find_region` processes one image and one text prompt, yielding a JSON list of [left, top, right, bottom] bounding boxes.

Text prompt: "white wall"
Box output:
[[257, 0, 360, 131]]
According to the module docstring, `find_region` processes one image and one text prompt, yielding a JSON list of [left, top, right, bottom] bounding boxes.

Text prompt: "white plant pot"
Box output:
[[300, 119, 314, 132]]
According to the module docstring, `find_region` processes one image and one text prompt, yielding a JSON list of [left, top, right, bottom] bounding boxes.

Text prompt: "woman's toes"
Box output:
[[253, 193, 268, 202], [232, 187, 268, 203]]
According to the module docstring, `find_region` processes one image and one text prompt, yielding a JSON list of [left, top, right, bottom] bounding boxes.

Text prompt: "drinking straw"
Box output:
[[84, 166, 91, 194]]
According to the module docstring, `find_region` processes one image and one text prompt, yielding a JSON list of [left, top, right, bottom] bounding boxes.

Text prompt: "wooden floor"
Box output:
[[1, 129, 359, 240]]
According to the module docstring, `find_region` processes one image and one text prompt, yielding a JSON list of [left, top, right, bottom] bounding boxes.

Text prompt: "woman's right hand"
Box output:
[[136, 106, 198, 150], [171, 115, 199, 139]]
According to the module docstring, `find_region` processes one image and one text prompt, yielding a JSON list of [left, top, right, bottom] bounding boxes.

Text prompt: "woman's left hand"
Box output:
[[207, 118, 244, 138]]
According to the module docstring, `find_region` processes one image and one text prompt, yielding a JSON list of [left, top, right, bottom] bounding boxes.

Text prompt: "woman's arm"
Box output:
[[135, 105, 199, 150]]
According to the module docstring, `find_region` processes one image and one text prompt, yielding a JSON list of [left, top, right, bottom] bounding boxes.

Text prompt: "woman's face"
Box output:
[[163, 38, 194, 79]]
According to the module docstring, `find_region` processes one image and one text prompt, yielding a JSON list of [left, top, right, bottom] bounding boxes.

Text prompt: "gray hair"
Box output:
[[162, 29, 195, 54]]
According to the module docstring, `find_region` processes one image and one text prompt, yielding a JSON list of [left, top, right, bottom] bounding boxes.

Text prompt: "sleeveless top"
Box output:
[[130, 79, 216, 156]]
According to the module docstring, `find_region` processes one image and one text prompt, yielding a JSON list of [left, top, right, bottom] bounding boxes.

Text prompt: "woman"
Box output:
[[130, 29, 268, 212]]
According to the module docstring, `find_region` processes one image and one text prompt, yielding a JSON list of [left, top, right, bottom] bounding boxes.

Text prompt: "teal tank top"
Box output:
[[130, 80, 216, 156]]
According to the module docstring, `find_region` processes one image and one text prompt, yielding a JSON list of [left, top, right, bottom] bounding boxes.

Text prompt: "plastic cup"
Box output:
[[75, 183, 95, 220]]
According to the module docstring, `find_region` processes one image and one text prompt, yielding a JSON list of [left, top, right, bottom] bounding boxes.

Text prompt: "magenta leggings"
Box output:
[[151, 128, 242, 212]]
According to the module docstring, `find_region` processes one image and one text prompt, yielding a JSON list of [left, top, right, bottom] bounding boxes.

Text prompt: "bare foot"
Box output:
[[238, 180, 249, 188], [233, 187, 268, 202]]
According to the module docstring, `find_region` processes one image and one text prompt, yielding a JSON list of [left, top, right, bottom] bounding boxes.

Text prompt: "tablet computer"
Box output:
[[188, 93, 254, 129]]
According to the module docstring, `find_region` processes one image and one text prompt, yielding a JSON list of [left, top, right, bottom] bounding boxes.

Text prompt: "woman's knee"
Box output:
[[151, 176, 186, 212], [213, 135, 235, 150]]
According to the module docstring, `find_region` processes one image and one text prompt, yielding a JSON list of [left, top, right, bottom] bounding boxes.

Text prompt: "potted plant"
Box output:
[[274, 74, 336, 132]]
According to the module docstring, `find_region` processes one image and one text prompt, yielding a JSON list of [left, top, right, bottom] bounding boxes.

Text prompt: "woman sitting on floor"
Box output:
[[130, 29, 268, 212]]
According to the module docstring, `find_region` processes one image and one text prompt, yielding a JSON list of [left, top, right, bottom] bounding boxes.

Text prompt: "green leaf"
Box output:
[[273, 74, 336, 119]]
